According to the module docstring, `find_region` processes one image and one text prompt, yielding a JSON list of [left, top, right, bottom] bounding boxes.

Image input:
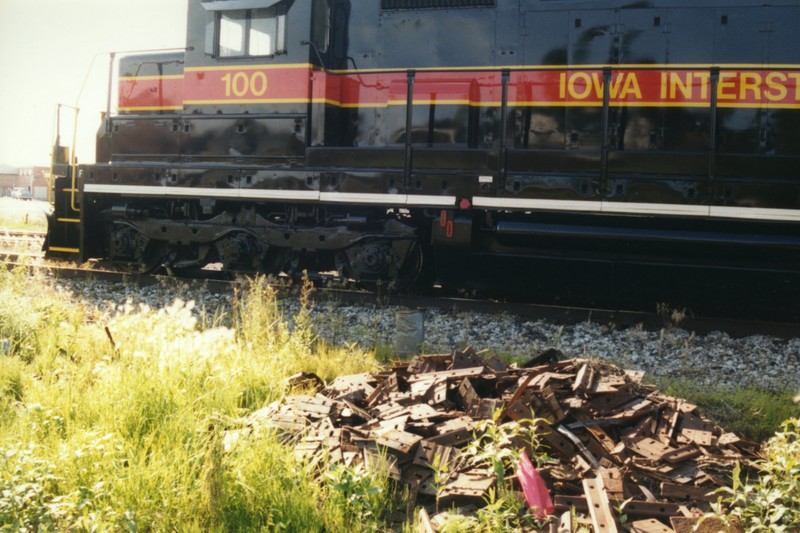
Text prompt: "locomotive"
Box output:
[[46, 0, 800, 308]]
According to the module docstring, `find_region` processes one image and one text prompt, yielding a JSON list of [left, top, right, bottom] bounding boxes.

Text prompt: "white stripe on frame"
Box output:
[[472, 197, 599, 212], [710, 205, 800, 222], [81, 184, 800, 222], [84, 184, 455, 206], [601, 201, 710, 217], [472, 196, 800, 222]]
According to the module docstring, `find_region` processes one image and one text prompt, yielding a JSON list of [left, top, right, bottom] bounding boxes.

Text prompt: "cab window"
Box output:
[[204, 3, 287, 57]]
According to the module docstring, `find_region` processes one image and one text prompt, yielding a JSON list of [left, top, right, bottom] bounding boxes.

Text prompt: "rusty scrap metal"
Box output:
[[583, 476, 619, 533], [245, 348, 759, 532]]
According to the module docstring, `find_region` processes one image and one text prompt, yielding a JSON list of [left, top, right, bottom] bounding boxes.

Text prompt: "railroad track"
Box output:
[[0, 229, 46, 257], [2, 256, 798, 340], [0, 229, 47, 238], [1, 223, 795, 339]]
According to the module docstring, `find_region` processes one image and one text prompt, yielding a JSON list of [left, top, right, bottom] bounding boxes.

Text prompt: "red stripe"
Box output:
[[120, 67, 800, 110], [118, 78, 183, 110]]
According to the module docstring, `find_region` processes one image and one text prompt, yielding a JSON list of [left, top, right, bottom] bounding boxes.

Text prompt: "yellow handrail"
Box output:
[[69, 105, 80, 215], [48, 105, 61, 206], [50, 103, 81, 215]]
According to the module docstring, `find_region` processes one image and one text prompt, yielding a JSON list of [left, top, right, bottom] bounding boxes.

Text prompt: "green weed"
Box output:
[[321, 461, 393, 531], [434, 410, 551, 531], [710, 418, 800, 531]]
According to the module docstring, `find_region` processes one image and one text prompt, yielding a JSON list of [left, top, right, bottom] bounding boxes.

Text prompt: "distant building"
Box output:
[[0, 166, 49, 199]]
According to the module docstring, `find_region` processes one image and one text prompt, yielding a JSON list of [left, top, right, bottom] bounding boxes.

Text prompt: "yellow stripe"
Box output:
[[48, 246, 80, 254], [325, 63, 800, 74], [63, 188, 78, 193], [718, 102, 800, 109], [511, 101, 704, 108], [339, 102, 389, 108], [317, 99, 800, 109], [403, 99, 472, 105], [56, 218, 80, 223], [184, 63, 313, 72], [119, 106, 183, 111], [119, 74, 184, 81], [312, 98, 344, 106], [183, 98, 310, 105], [386, 99, 472, 106]]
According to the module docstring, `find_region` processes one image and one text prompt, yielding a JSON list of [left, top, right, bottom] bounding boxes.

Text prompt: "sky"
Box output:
[[0, 0, 189, 168]]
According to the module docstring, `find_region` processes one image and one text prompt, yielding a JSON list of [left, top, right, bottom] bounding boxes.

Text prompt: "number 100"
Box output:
[[221, 71, 268, 98]]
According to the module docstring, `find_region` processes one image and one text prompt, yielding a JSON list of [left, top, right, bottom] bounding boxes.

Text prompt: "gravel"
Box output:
[[52, 277, 800, 392]]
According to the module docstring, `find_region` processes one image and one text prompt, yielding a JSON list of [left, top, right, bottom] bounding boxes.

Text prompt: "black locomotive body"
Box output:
[[46, 0, 800, 309]]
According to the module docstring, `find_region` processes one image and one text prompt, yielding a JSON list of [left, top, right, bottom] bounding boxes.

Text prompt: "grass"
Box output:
[[0, 264, 799, 530], [0, 269, 389, 531]]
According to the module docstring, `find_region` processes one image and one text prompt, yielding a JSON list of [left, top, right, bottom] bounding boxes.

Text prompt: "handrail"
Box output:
[[49, 103, 81, 214], [69, 105, 80, 214], [48, 107, 58, 206]]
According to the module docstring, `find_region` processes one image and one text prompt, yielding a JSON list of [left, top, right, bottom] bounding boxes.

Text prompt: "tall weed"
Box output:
[[0, 271, 382, 530], [711, 418, 800, 531]]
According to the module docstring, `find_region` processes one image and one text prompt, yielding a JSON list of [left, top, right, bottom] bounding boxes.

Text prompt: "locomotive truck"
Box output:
[[45, 0, 800, 309]]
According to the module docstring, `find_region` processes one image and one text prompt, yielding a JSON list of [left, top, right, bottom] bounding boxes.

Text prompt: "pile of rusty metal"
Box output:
[[245, 348, 759, 532]]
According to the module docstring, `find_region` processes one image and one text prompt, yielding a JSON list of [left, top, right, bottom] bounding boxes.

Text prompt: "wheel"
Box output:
[[108, 224, 167, 274]]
